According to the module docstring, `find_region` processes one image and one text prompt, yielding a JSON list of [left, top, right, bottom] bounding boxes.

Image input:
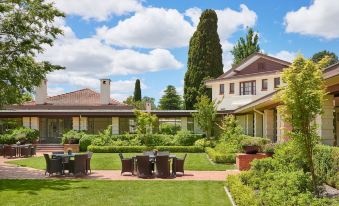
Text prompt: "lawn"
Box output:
[[7, 153, 235, 171], [0, 180, 231, 206]]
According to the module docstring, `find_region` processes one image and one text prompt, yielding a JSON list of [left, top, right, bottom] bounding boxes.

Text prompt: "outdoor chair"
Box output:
[[136, 155, 153, 178], [20, 145, 32, 157], [30, 145, 37, 156], [0, 144, 3, 156], [119, 153, 134, 175], [3, 145, 16, 158], [175, 153, 187, 175], [86, 152, 93, 174], [69, 154, 87, 176], [155, 155, 171, 178], [51, 151, 64, 159], [43, 154, 62, 176]]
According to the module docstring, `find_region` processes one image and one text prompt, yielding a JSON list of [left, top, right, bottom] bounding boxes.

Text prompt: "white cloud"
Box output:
[[284, 0, 339, 39], [270, 50, 297, 62], [96, 5, 257, 49], [96, 7, 195, 48], [51, 0, 142, 21], [47, 87, 65, 96]]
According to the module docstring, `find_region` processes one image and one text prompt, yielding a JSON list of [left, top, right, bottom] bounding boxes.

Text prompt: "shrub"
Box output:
[[194, 138, 215, 148], [240, 136, 270, 147], [0, 133, 16, 144], [139, 134, 175, 146], [159, 123, 181, 135], [155, 146, 204, 153], [10, 127, 39, 143], [79, 135, 97, 151], [205, 147, 236, 163], [263, 143, 275, 153], [173, 130, 203, 146], [87, 145, 203, 153], [226, 174, 260, 206], [62, 130, 86, 144]]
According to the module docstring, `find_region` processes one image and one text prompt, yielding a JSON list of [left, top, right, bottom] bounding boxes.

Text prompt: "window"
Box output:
[[229, 83, 234, 94], [88, 117, 112, 134], [240, 81, 256, 95], [187, 117, 194, 132], [219, 84, 224, 95], [119, 118, 136, 134], [258, 62, 265, 72], [274, 77, 280, 88], [262, 79, 268, 90]]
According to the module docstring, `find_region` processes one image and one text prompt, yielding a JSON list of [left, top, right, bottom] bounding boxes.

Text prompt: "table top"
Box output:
[[52, 153, 79, 157]]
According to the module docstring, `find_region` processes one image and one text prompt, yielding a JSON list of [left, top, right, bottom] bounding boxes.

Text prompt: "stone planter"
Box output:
[[63, 144, 79, 153], [242, 145, 260, 154], [265, 152, 274, 157], [236, 153, 270, 171]]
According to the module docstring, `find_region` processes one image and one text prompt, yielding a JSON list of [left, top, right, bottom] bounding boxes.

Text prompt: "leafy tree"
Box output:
[[158, 85, 182, 110], [276, 55, 329, 194], [217, 115, 244, 141], [0, 0, 65, 107], [184, 9, 224, 109], [124, 96, 156, 110], [133, 79, 141, 102], [231, 28, 260, 66], [134, 110, 158, 135], [192, 95, 218, 138], [311, 50, 338, 67]]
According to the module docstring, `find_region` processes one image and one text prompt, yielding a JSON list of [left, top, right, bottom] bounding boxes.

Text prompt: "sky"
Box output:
[[39, 0, 339, 103]]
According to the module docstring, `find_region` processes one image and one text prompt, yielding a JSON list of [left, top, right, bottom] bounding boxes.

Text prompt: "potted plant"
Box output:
[[241, 138, 261, 154], [263, 143, 275, 157]]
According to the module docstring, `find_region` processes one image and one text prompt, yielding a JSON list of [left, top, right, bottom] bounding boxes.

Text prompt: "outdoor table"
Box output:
[[132, 154, 177, 177], [11, 144, 31, 157], [52, 153, 79, 174]]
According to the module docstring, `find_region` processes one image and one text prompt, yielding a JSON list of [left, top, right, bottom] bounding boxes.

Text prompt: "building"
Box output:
[[0, 79, 201, 144], [206, 53, 339, 146]]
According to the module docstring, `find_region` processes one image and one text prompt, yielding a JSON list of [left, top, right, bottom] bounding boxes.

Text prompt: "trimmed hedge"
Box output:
[[205, 147, 236, 163], [87, 145, 204, 153], [226, 175, 259, 206], [79, 135, 98, 152]]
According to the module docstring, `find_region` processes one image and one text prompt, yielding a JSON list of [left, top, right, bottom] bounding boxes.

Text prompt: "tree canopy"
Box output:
[[231, 28, 260, 66], [311, 50, 338, 67], [124, 96, 156, 110], [184, 9, 223, 109], [158, 85, 182, 110], [0, 0, 65, 107], [133, 79, 141, 102]]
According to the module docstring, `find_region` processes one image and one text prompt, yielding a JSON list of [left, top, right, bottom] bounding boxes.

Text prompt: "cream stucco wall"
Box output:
[[207, 72, 281, 111], [112, 117, 119, 134], [316, 95, 335, 145], [72, 117, 88, 131]]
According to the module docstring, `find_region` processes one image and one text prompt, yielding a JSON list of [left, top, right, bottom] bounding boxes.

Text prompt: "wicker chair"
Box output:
[[175, 153, 187, 175], [0, 144, 3, 156], [51, 151, 64, 159], [3, 145, 16, 158], [155, 155, 171, 178], [119, 153, 134, 175], [136, 155, 153, 178], [86, 152, 93, 174], [43, 154, 62, 176], [69, 154, 88, 176], [20, 145, 32, 157], [30, 145, 37, 156]]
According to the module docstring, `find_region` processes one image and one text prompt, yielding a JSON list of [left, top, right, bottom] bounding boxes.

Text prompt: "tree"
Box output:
[[217, 114, 243, 141], [276, 55, 329, 194], [231, 28, 260, 66], [184, 9, 224, 109], [134, 110, 158, 135], [311, 50, 338, 67], [133, 79, 141, 102], [192, 95, 218, 138], [0, 0, 65, 107], [158, 85, 182, 110], [123, 96, 156, 110]]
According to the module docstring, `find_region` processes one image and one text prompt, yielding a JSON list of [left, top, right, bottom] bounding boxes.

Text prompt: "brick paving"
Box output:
[[0, 154, 240, 181]]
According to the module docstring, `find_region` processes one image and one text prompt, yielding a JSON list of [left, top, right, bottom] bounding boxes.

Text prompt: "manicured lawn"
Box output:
[[7, 153, 235, 171], [0, 180, 231, 206]]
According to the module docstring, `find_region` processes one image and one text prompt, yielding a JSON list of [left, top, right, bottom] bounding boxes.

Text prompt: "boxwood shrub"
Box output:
[[226, 174, 259, 206], [205, 147, 236, 163], [79, 135, 98, 152], [87, 145, 204, 153]]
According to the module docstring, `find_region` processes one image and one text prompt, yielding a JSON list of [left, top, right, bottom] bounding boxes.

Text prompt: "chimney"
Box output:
[[145, 101, 152, 111], [100, 79, 111, 105], [35, 79, 47, 104]]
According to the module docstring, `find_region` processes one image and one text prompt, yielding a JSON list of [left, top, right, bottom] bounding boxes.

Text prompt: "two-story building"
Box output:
[[206, 53, 339, 146]]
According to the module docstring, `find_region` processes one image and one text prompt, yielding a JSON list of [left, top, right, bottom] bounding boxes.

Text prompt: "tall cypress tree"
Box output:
[[184, 9, 223, 109], [133, 79, 141, 102]]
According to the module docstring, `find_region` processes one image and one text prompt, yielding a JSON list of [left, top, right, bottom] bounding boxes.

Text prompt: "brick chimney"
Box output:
[[100, 79, 111, 105], [35, 79, 47, 104]]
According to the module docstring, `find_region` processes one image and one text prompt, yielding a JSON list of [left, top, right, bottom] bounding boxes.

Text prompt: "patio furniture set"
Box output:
[[119, 151, 187, 178], [43, 152, 93, 176], [1, 144, 36, 158]]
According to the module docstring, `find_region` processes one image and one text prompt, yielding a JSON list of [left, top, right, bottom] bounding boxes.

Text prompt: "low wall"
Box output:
[[236, 153, 269, 171]]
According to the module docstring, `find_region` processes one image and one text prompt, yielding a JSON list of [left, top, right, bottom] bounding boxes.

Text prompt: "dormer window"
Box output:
[[258, 62, 265, 72], [240, 81, 256, 95]]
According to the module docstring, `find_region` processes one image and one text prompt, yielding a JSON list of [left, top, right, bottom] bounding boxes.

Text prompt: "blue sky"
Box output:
[[39, 0, 339, 103]]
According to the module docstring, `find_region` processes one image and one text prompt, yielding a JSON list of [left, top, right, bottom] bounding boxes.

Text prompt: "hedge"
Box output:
[[79, 135, 98, 152], [226, 175, 260, 206], [87, 145, 204, 153], [205, 147, 236, 163]]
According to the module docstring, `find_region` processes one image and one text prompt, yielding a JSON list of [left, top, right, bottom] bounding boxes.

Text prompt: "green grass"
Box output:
[[0, 179, 231, 206], [7, 153, 235, 171]]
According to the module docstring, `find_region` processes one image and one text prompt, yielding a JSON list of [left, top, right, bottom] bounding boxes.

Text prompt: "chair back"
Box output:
[[87, 151, 93, 159], [182, 153, 187, 161], [158, 151, 170, 156], [155, 155, 170, 178], [73, 154, 87, 175], [136, 155, 152, 178], [119, 153, 124, 160], [43, 154, 50, 169]]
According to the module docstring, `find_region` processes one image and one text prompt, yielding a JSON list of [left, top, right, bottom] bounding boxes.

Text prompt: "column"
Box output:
[[316, 94, 335, 145], [72, 117, 80, 130], [254, 112, 263, 137], [236, 115, 247, 134], [246, 114, 254, 136], [112, 117, 119, 135], [181, 117, 188, 130], [72, 117, 88, 131], [276, 108, 291, 143], [263, 110, 274, 140]]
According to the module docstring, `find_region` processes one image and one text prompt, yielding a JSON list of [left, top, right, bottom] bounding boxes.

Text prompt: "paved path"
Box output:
[[0, 155, 239, 181]]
